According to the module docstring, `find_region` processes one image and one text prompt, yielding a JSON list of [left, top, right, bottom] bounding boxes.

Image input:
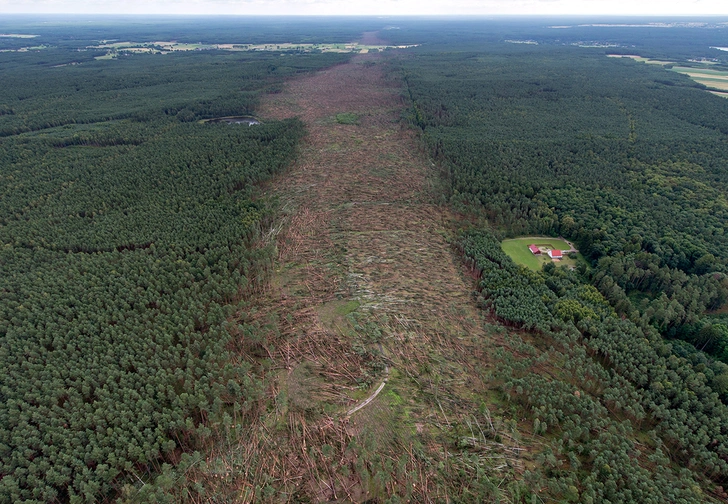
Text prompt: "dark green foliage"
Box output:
[[0, 48, 348, 137], [461, 230, 728, 501], [0, 23, 350, 502], [395, 27, 728, 497], [0, 120, 300, 503], [399, 47, 728, 267], [400, 24, 728, 501], [381, 17, 728, 64], [396, 42, 728, 357]]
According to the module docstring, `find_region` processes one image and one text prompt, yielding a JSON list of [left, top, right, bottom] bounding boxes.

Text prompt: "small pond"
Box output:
[[207, 116, 261, 126]]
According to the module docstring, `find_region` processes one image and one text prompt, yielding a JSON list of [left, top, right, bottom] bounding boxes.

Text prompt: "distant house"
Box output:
[[529, 244, 540, 255], [548, 249, 563, 259]]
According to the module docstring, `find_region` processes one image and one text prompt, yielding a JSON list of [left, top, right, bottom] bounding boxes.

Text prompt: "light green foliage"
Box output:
[[335, 112, 360, 124], [553, 298, 597, 323], [501, 236, 576, 271]]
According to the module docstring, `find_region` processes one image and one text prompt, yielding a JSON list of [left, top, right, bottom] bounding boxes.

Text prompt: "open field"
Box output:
[[0, 33, 38, 38], [501, 236, 578, 271], [89, 40, 418, 60], [672, 66, 728, 75], [673, 70, 728, 90], [607, 54, 674, 65], [694, 79, 728, 90], [670, 66, 728, 89], [0, 45, 47, 52], [608, 54, 728, 94]]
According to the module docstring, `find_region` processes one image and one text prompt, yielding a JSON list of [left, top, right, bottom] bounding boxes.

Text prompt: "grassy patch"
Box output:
[[318, 299, 360, 336], [606, 54, 674, 65], [501, 236, 579, 271], [669, 67, 728, 90], [692, 78, 728, 91], [335, 112, 359, 125], [607, 55, 728, 95], [337, 300, 361, 316], [671, 66, 728, 76]]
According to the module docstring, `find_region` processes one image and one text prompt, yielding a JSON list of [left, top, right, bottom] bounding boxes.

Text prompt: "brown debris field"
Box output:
[[191, 51, 530, 503]]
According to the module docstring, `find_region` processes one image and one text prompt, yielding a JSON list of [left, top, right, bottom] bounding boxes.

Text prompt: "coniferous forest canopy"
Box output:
[[395, 18, 728, 502], [0, 16, 360, 503], [2, 14, 728, 503]]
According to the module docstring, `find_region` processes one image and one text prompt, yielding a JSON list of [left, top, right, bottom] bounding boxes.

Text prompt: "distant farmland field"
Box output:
[[671, 66, 728, 90]]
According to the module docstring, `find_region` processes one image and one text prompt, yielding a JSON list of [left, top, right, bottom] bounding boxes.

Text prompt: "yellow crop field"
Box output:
[[670, 67, 728, 90], [607, 55, 728, 94], [607, 54, 673, 65]]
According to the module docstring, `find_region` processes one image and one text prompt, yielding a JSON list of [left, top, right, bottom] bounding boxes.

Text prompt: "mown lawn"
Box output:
[[501, 236, 575, 271]]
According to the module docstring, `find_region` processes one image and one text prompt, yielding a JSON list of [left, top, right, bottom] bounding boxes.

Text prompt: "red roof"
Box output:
[[549, 249, 563, 258], [529, 245, 540, 254]]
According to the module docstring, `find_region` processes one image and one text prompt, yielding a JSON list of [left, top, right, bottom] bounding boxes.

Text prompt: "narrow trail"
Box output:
[[345, 342, 389, 417], [220, 52, 527, 502]]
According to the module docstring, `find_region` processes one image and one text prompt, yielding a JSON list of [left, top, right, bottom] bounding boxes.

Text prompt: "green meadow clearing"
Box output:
[[607, 55, 728, 93], [670, 66, 728, 90], [501, 236, 579, 271], [606, 54, 675, 65]]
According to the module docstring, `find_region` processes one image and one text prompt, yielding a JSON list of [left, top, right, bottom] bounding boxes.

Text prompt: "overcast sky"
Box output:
[[1, 0, 727, 16]]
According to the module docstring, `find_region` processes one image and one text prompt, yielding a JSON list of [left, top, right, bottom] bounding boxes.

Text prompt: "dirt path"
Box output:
[[201, 53, 528, 502]]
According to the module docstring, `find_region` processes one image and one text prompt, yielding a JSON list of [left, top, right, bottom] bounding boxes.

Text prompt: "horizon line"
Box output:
[[3, 13, 728, 17]]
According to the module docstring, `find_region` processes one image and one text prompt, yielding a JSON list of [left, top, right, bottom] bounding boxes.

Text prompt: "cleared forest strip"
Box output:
[[194, 53, 531, 502]]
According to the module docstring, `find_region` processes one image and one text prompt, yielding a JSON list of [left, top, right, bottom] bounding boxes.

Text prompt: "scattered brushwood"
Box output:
[[167, 54, 540, 503]]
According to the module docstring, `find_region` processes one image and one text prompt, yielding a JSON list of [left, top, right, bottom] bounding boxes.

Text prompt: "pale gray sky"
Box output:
[[1, 0, 727, 16]]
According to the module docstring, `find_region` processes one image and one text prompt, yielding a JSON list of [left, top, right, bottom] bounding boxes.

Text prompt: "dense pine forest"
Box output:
[[3, 14, 728, 503], [396, 23, 728, 503], [397, 40, 728, 359], [0, 18, 358, 502]]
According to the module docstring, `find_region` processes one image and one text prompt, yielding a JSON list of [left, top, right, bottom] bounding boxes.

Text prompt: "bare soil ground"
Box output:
[[193, 53, 532, 503]]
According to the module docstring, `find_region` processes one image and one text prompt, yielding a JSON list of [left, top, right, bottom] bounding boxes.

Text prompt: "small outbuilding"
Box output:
[[528, 244, 540, 255], [548, 249, 563, 259]]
